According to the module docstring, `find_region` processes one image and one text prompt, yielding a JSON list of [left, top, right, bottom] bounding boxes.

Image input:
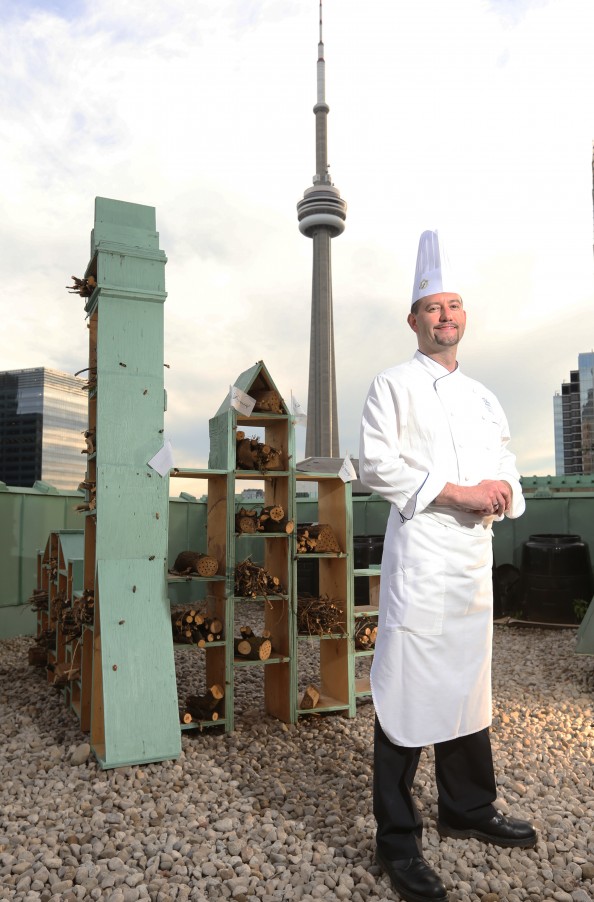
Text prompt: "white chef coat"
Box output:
[[359, 350, 525, 747]]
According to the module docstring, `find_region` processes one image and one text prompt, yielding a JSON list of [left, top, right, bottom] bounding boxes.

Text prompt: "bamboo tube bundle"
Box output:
[[181, 684, 225, 724], [296, 524, 341, 554], [234, 557, 284, 598], [27, 589, 49, 612], [297, 594, 345, 636], [235, 431, 283, 472], [355, 618, 378, 650], [171, 550, 219, 578], [234, 625, 273, 660]]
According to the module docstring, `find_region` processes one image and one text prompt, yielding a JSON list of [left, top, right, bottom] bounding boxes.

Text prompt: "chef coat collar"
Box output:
[[413, 349, 460, 383]]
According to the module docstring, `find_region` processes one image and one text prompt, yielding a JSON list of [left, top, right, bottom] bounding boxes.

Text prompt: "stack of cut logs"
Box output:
[[171, 551, 219, 578], [297, 594, 345, 636], [234, 625, 273, 660], [181, 684, 224, 724], [171, 608, 224, 645], [235, 431, 283, 471], [296, 523, 341, 554], [355, 617, 378, 650], [235, 558, 284, 598], [235, 505, 294, 535]]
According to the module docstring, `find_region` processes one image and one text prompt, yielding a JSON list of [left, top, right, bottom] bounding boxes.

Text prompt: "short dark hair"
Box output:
[[410, 299, 421, 315]]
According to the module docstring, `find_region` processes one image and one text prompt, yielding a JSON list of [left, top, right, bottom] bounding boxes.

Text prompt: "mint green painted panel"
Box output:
[[97, 558, 180, 767], [575, 598, 594, 655], [97, 297, 165, 374], [167, 498, 207, 568], [58, 531, 84, 566], [97, 377, 165, 468], [92, 197, 159, 250], [98, 254, 166, 297], [96, 464, 168, 562], [0, 605, 37, 638], [0, 489, 81, 618]]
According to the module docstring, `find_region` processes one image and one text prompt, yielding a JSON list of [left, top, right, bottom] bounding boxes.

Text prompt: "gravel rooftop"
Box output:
[[1, 620, 593, 902]]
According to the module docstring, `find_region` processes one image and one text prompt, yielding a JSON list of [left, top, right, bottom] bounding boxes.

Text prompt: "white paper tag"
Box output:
[[338, 454, 357, 483], [230, 385, 256, 416], [291, 395, 307, 426], [148, 440, 174, 477]]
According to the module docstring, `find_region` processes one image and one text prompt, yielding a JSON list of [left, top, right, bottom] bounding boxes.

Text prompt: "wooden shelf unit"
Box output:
[[294, 473, 355, 719], [170, 361, 297, 732], [353, 566, 380, 698]]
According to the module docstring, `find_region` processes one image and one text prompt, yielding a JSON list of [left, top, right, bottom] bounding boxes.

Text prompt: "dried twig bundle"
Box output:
[[297, 594, 345, 636], [234, 557, 284, 598]]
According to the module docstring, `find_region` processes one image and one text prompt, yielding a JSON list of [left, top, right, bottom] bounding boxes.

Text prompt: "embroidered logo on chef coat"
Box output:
[[482, 397, 494, 415]]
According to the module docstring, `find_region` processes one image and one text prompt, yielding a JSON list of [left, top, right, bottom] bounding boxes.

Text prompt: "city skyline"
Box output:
[[1, 0, 593, 484]]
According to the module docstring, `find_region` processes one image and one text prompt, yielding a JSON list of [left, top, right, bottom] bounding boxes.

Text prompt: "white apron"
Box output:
[[370, 510, 494, 747]]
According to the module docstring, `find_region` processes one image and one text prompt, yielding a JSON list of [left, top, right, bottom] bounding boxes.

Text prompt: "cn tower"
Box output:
[[297, 1, 347, 459]]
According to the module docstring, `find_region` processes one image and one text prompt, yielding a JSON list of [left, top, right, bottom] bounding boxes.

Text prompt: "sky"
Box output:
[[1, 0, 593, 489]]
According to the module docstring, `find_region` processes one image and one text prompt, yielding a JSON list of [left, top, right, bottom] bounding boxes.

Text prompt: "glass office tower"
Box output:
[[554, 352, 594, 475], [0, 368, 87, 489]]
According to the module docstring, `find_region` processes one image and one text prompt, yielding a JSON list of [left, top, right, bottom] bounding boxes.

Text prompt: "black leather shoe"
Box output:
[[438, 812, 537, 848], [376, 850, 448, 902]]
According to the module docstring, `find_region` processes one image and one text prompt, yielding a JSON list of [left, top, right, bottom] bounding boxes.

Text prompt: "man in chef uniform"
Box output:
[[359, 230, 536, 902]]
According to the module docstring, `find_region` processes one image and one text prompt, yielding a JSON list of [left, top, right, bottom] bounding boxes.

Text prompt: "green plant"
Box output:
[[572, 598, 590, 623]]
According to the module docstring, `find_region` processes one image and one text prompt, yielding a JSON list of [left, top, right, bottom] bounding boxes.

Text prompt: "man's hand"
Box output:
[[434, 480, 512, 515]]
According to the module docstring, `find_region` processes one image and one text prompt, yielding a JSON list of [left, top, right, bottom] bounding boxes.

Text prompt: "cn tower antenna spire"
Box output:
[[297, 0, 347, 459]]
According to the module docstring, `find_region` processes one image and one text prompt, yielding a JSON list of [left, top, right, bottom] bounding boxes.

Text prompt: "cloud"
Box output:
[[1, 0, 593, 484]]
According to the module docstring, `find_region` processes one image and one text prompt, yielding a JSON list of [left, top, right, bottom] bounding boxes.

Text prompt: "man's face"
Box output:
[[407, 293, 466, 355]]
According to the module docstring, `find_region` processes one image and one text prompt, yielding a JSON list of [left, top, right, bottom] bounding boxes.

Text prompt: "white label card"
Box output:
[[338, 454, 357, 483], [230, 385, 256, 416], [147, 440, 174, 477]]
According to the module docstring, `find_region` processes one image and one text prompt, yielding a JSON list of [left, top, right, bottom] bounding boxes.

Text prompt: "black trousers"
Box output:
[[374, 717, 498, 858]]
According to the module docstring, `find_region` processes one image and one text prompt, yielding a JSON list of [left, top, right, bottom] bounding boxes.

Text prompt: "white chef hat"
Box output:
[[411, 229, 458, 306]]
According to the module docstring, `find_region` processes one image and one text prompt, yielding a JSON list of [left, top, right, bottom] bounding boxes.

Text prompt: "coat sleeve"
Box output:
[[359, 374, 448, 519], [494, 403, 525, 520]]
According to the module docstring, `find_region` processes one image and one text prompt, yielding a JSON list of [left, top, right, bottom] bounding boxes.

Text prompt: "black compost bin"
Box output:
[[353, 535, 384, 606], [520, 533, 594, 623]]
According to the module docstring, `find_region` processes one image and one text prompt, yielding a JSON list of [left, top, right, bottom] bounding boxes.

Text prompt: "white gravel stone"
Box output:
[[2, 624, 594, 902]]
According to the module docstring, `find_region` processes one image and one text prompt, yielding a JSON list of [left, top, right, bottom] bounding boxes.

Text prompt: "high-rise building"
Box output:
[[554, 352, 594, 475], [297, 1, 347, 458], [0, 367, 87, 490]]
